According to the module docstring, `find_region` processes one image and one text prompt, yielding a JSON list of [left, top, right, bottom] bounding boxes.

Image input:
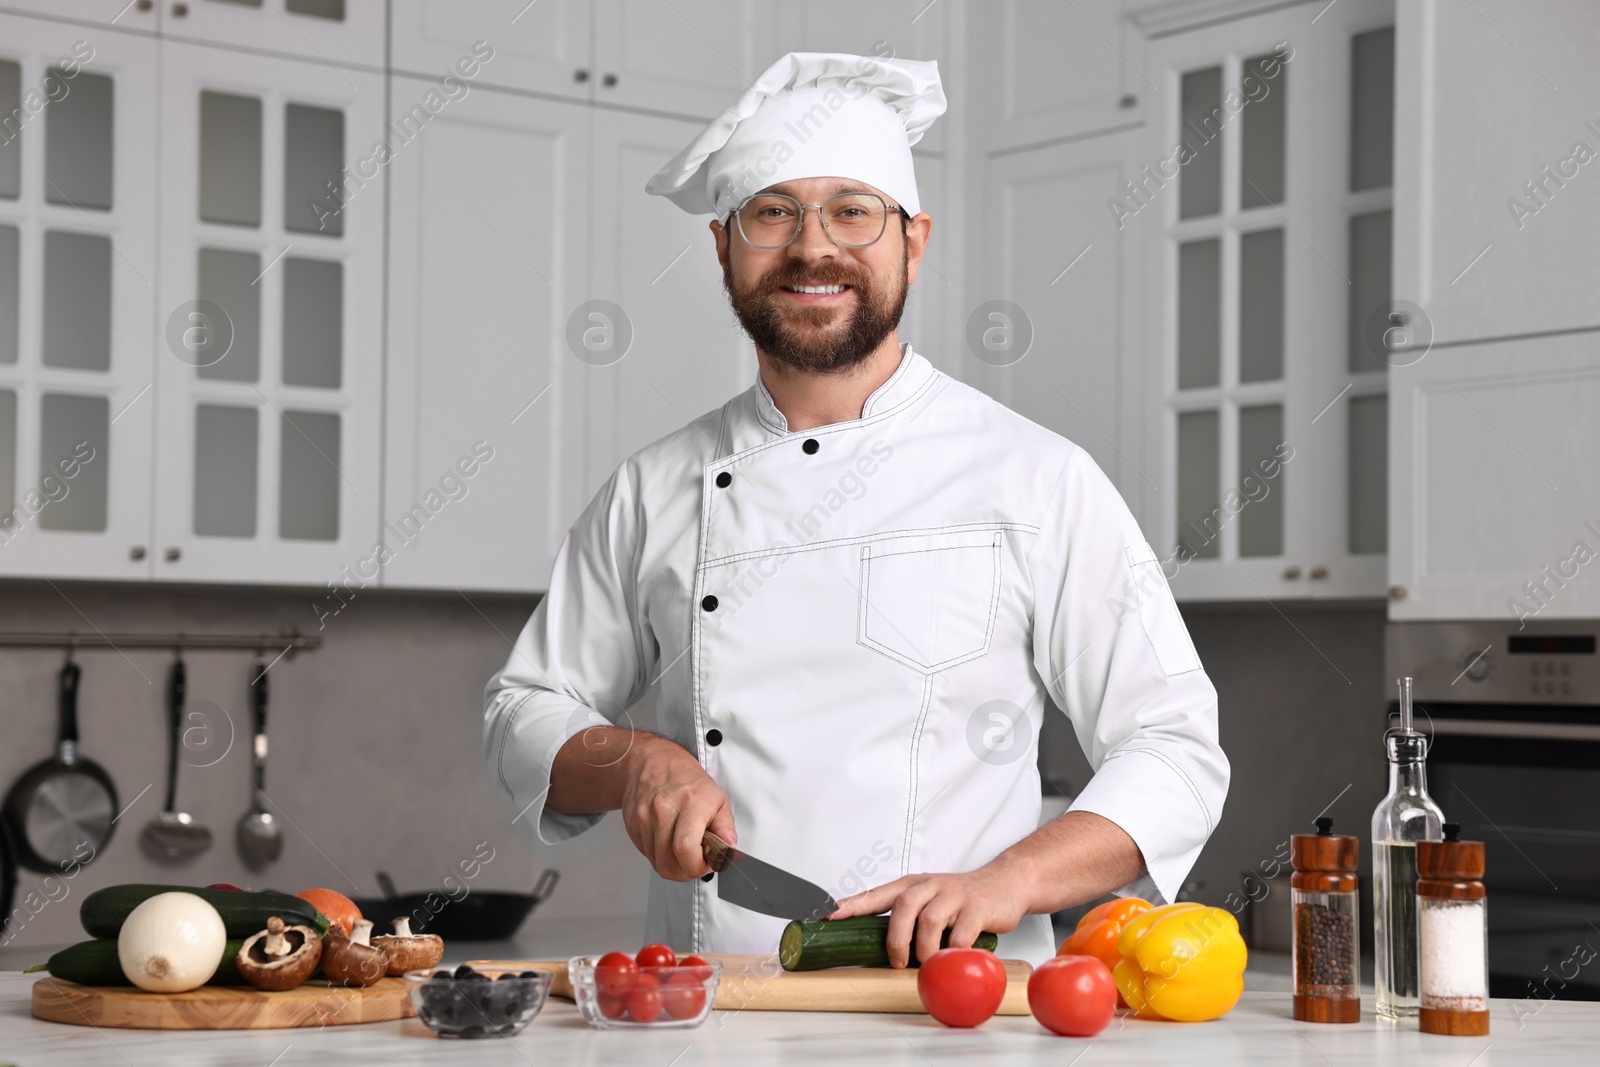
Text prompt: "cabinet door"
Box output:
[[591, 0, 775, 118], [161, 0, 384, 68], [969, 127, 1143, 503], [1393, 0, 1600, 344], [1389, 332, 1600, 619], [970, 0, 1142, 153], [150, 40, 383, 584], [581, 107, 753, 500], [391, 0, 593, 103], [0, 2, 161, 29], [382, 80, 590, 592], [0, 18, 157, 580]]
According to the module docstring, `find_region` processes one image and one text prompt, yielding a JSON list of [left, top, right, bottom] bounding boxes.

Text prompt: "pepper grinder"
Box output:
[[1290, 817, 1361, 1023], [1417, 823, 1490, 1036]]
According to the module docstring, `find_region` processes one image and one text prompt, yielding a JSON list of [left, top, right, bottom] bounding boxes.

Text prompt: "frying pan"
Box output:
[[2, 662, 118, 873], [352, 868, 560, 941]]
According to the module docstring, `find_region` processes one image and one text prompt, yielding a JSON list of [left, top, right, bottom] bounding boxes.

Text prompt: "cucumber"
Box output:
[[778, 914, 1000, 971], [80, 885, 330, 941], [33, 937, 248, 986]]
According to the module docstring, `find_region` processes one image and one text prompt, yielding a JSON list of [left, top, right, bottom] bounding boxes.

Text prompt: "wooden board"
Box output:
[[468, 954, 1034, 1015], [31, 976, 416, 1031]]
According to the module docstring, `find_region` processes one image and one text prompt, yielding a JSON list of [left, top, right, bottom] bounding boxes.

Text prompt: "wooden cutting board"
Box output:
[[31, 976, 416, 1030], [467, 954, 1034, 1014]]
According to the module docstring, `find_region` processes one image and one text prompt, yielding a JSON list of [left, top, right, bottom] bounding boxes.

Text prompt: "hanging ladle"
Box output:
[[140, 652, 213, 860], [236, 656, 282, 868]]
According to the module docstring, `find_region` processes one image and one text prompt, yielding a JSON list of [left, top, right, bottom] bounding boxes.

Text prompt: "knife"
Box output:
[[701, 830, 838, 922]]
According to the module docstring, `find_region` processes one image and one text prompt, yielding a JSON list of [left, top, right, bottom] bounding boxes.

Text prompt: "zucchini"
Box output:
[[779, 914, 1000, 971], [32, 937, 248, 986], [80, 885, 330, 941]]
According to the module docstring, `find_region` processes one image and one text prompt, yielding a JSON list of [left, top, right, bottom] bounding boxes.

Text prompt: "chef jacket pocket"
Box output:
[[857, 530, 1002, 675], [1126, 541, 1202, 676]]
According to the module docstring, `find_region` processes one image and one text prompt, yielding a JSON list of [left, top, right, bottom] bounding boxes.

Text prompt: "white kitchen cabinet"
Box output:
[[1388, 331, 1600, 620], [966, 126, 1143, 498], [1138, 0, 1393, 602], [579, 105, 755, 507], [162, 0, 385, 69], [1391, 0, 1600, 345], [592, 0, 776, 119], [382, 79, 590, 592], [0, 17, 158, 580], [149, 39, 385, 584], [390, 0, 593, 104], [970, 0, 1143, 154], [0, 1, 161, 30]]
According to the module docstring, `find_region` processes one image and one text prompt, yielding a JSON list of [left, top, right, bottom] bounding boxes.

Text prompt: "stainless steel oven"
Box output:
[[1388, 621, 1600, 1001]]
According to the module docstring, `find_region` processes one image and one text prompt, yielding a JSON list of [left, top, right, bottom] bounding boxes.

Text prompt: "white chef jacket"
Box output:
[[484, 344, 1228, 966]]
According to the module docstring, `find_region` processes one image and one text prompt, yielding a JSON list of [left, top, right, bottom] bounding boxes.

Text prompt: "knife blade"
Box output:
[[702, 830, 838, 922]]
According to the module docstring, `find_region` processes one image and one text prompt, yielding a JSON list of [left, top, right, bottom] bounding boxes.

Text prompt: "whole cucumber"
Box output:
[[80, 884, 330, 940], [33, 937, 248, 986], [779, 914, 1000, 971]]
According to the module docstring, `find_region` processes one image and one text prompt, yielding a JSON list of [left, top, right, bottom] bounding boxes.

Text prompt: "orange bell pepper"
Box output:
[[1058, 897, 1152, 1007]]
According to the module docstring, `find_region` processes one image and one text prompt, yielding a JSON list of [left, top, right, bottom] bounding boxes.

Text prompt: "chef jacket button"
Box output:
[[706, 728, 723, 747], [802, 438, 819, 454], [701, 872, 714, 882], [715, 471, 732, 488], [701, 594, 718, 611]]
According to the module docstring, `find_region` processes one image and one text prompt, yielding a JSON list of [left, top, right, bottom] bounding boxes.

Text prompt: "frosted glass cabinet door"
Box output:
[[163, 0, 385, 68], [151, 40, 383, 584], [0, 18, 157, 580]]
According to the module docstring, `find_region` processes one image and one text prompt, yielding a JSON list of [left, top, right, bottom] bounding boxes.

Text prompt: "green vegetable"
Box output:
[[778, 914, 999, 971], [80, 884, 329, 940], [34, 937, 248, 986]]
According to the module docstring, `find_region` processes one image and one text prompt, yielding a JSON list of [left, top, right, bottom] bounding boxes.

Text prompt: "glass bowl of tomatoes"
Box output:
[[569, 945, 722, 1029]]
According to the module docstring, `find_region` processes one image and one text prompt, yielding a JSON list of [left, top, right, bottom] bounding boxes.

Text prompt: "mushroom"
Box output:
[[372, 915, 446, 976], [320, 918, 388, 987], [236, 915, 323, 992]]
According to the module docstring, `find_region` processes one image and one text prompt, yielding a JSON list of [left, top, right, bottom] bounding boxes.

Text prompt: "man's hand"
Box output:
[[828, 864, 1032, 968], [617, 733, 737, 881]]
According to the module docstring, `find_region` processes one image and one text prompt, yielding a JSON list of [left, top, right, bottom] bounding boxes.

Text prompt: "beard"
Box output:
[[722, 239, 909, 374]]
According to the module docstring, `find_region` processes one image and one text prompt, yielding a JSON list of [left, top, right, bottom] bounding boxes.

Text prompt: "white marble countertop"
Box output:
[[3, 917, 1594, 1065]]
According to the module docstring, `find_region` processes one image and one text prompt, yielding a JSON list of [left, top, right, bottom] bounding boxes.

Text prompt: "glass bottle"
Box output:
[[1372, 676, 1445, 1019]]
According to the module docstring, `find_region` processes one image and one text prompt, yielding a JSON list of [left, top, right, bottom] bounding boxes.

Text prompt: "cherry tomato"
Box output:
[[637, 943, 677, 969], [597, 990, 628, 1018], [663, 969, 709, 1019], [1028, 955, 1116, 1037], [595, 951, 638, 996], [677, 954, 710, 969], [626, 973, 664, 1022], [916, 948, 1008, 1028]]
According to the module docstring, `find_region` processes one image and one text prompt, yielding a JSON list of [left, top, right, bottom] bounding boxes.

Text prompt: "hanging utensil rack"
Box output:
[[0, 627, 321, 659]]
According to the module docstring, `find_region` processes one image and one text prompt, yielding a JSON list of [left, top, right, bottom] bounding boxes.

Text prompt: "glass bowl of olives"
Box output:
[[405, 964, 553, 1038]]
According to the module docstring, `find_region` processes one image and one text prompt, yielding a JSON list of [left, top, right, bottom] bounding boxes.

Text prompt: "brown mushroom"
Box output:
[[320, 918, 388, 987], [372, 916, 445, 976], [236, 915, 323, 991]]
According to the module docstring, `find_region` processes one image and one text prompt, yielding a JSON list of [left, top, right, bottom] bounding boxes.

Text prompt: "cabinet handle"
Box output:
[[172, 1, 189, 15], [573, 68, 589, 83], [165, 547, 182, 562], [603, 73, 618, 88], [1309, 565, 1329, 580], [1118, 93, 1138, 109], [137, 0, 153, 10], [1388, 585, 1408, 600], [130, 546, 147, 561], [1282, 565, 1302, 580]]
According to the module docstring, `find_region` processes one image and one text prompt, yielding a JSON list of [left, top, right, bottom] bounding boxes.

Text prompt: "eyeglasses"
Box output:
[[730, 192, 905, 249]]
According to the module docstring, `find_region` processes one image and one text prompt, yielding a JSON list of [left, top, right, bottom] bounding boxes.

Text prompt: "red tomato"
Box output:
[[626, 973, 664, 1022], [636, 943, 677, 968], [916, 948, 1008, 1028], [597, 990, 627, 1018], [663, 970, 708, 1020], [1028, 955, 1116, 1037], [595, 951, 638, 996], [677, 954, 710, 969]]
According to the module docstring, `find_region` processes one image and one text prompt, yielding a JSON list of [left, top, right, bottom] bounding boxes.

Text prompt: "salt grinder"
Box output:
[[1417, 823, 1490, 1036], [1290, 816, 1361, 1023]]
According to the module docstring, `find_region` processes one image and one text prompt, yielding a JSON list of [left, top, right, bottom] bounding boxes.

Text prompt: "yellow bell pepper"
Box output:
[[1110, 902, 1247, 1022]]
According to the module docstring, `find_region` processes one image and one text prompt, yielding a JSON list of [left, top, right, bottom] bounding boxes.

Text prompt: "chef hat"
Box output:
[[644, 51, 946, 219]]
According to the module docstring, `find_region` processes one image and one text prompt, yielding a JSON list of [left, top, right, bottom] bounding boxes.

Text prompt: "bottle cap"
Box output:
[[1292, 817, 1358, 873], [1418, 822, 1485, 880]]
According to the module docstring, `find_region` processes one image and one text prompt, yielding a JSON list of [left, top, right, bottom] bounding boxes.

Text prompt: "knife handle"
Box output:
[[701, 830, 731, 874]]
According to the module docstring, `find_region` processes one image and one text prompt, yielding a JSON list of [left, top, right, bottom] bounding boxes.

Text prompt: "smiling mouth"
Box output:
[[780, 283, 853, 298]]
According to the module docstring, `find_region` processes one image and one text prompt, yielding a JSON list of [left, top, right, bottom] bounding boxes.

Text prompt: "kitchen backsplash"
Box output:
[[1, 579, 1384, 953]]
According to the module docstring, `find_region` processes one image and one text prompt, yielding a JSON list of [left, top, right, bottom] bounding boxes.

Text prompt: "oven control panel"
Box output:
[[1388, 623, 1600, 704]]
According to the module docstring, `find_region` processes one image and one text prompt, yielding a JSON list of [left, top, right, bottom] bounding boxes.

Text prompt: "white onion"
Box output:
[[117, 892, 226, 992]]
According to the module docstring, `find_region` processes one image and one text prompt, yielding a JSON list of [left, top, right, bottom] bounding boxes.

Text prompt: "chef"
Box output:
[[484, 51, 1229, 968]]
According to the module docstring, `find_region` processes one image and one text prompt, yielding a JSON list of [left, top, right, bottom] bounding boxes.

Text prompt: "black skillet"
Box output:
[[2, 661, 118, 872]]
